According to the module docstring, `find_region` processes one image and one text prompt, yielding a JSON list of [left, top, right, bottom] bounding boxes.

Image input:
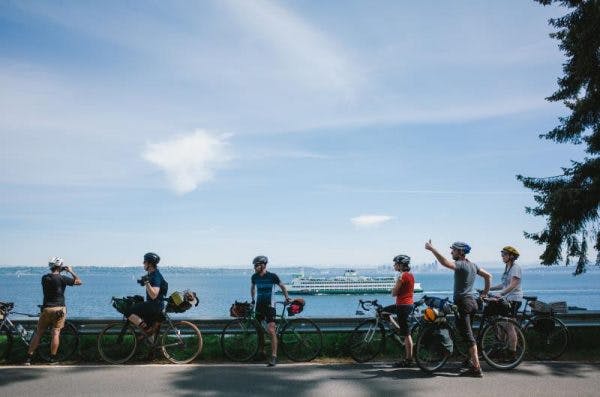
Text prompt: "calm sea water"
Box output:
[[1, 266, 599, 319]]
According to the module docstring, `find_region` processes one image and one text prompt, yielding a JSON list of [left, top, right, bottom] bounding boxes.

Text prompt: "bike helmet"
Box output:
[[48, 256, 64, 269], [143, 252, 160, 266], [501, 246, 520, 258], [252, 255, 268, 266], [393, 255, 411, 266], [450, 241, 471, 254]]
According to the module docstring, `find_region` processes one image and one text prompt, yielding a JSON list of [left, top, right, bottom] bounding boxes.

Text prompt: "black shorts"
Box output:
[[126, 301, 163, 325], [455, 296, 478, 346], [382, 304, 413, 336], [255, 303, 276, 323]]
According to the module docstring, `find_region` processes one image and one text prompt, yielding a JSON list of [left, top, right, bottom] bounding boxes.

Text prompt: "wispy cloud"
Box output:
[[142, 130, 232, 194], [351, 215, 395, 228]]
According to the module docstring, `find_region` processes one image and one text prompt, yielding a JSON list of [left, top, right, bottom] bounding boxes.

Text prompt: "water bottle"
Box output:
[[15, 323, 27, 339]]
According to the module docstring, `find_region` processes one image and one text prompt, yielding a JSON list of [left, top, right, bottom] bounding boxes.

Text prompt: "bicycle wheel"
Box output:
[[415, 324, 451, 373], [347, 319, 385, 363], [97, 322, 138, 364], [220, 318, 260, 362], [524, 315, 569, 360], [38, 322, 79, 362], [480, 317, 526, 370], [161, 321, 203, 364], [0, 324, 13, 361], [280, 318, 322, 362]]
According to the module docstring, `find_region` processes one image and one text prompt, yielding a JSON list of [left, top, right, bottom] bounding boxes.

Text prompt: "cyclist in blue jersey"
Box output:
[[250, 255, 291, 367]]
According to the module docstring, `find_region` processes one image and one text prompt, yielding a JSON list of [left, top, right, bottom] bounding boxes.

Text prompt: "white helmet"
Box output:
[[48, 256, 64, 269]]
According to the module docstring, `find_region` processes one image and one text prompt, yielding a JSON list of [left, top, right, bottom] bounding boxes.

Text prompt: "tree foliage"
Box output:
[[517, 0, 600, 275]]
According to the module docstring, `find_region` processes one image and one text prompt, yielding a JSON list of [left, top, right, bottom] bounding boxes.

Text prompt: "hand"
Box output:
[[425, 239, 434, 251], [285, 297, 292, 303]]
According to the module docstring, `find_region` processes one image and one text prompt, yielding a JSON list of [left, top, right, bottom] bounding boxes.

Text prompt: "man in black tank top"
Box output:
[[25, 257, 82, 365]]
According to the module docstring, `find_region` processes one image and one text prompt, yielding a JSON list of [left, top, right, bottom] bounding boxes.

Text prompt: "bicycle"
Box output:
[[97, 298, 202, 364], [518, 295, 569, 360], [220, 300, 322, 362], [0, 301, 79, 363], [414, 295, 526, 373], [346, 298, 426, 363]]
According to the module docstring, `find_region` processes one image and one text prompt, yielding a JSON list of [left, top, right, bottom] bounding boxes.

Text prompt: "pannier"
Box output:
[[287, 298, 305, 316], [230, 301, 252, 318], [533, 317, 556, 334], [111, 295, 144, 314]]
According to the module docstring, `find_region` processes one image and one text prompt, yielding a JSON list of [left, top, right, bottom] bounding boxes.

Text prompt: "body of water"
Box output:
[[1, 266, 599, 319]]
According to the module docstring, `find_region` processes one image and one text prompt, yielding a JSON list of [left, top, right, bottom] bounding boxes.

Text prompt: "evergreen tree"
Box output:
[[517, 0, 600, 275]]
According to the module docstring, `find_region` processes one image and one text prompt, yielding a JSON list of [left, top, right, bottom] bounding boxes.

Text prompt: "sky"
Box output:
[[0, 1, 590, 267]]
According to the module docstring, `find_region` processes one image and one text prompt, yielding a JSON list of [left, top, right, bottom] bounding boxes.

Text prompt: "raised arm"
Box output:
[[425, 240, 455, 270], [65, 266, 82, 286]]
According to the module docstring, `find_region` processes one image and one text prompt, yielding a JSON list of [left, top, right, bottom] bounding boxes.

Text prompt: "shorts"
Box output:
[[455, 296, 478, 347], [255, 303, 276, 323], [126, 301, 163, 325], [38, 306, 66, 330], [382, 304, 413, 336]]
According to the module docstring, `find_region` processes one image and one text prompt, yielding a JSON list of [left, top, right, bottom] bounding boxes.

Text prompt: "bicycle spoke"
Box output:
[[221, 319, 260, 362], [162, 321, 202, 364], [280, 318, 322, 362], [347, 320, 385, 363], [97, 322, 137, 364]]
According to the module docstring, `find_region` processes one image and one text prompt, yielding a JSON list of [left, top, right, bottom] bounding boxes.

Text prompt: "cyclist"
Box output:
[[382, 254, 415, 367], [490, 245, 523, 357], [250, 255, 291, 367], [125, 252, 168, 342], [425, 240, 491, 377], [25, 257, 82, 365]]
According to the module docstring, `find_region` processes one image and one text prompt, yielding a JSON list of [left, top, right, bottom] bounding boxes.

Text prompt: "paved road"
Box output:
[[1, 362, 599, 397]]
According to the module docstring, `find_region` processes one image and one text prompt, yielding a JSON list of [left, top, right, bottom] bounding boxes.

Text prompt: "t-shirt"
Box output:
[[251, 271, 281, 306], [147, 269, 168, 308], [42, 273, 75, 307], [453, 260, 480, 301], [501, 263, 523, 302], [395, 272, 415, 305]]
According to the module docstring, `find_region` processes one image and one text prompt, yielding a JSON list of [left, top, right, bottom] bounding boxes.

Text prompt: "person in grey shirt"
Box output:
[[425, 240, 491, 378]]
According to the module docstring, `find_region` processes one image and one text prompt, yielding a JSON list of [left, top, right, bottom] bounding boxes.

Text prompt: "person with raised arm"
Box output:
[[425, 240, 491, 377]]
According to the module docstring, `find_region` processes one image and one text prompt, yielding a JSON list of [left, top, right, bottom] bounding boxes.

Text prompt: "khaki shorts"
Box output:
[[38, 307, 66, 330]]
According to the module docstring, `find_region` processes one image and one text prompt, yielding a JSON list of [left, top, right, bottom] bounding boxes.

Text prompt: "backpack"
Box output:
[[111, 295, 144, 314], [229, 301, 252, 318], [483, 298, 511, 317]]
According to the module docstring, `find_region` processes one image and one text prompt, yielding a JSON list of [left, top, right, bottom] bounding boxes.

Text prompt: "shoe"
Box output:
[[24, 356, 33, 366], [48, 357, 59, 366], [393, 359, 414, 368], [461, 358, 472, 368], [459, 366, 483, 378], [267, 356, 277, 367]]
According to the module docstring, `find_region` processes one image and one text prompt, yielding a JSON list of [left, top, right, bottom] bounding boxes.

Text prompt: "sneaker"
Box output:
[[459, 366, 483, 378], [24, 356, 33, 366], [48, 357, 59, 366], [393, 359, 414, 368], [267, 356, 277, 367]]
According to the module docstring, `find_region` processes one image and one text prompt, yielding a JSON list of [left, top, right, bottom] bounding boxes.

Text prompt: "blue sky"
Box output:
[[0, 1, 589, 267]]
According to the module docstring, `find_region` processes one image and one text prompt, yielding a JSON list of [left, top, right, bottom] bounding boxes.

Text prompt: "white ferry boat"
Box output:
[[279, 270, 423, 295]]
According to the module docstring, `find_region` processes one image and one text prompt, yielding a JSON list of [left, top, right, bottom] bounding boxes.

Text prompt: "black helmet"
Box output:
[[393, 254, 411, 266], [252, 255, 268, 266], [143, 252, 160, 266]]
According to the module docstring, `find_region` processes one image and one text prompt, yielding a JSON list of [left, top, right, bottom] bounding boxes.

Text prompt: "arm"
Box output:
[[278, 283, 291, 301], [391, 274, 404, 297], [490, 283, 503, 291], [65, 266, 82, 285], [425, 240, 455, 270], [250, 284, 256, 303], [145, 281, 160, 300], [500, 277, 520, 297], [477, 268, 492, 296]]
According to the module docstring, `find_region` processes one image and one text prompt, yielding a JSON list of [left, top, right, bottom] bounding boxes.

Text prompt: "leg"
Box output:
[[27, 321, 46, 356], [268, 321, 277, 357], [50, 328, 60, 356], [457, 299, 482, 377]]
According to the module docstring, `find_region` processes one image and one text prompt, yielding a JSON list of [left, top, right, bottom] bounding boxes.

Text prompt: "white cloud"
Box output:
[[350, 215, 395, 228], [142, 130, 232, 194]]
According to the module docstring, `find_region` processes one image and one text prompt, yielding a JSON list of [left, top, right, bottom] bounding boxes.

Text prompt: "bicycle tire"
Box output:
[[524, 315, 569, 360], [220, 318, 260, 362], [480, 317, 526, 370], [347, 319, 386, 363], [0, 324, 13, 362], [280, 318, 322, 362], [38, 322, 79, 362], [161, 320, 203, 364], [97, 322, 138, 364], [415, 323, 451, 373]]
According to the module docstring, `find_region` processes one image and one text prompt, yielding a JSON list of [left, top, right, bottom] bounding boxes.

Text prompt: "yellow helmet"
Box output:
[[501, 246, 520, 258]]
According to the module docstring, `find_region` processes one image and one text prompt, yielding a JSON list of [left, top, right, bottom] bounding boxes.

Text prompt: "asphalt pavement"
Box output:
[[1, 361, 599, 397]]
